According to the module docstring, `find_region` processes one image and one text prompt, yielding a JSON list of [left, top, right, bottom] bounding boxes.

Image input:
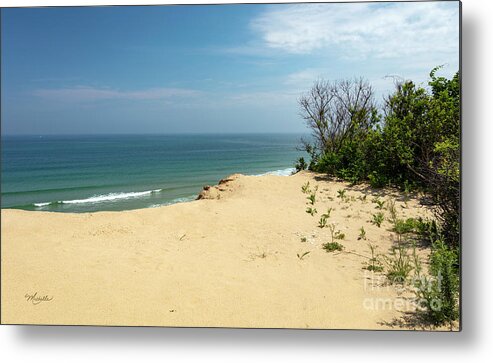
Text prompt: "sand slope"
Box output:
[[1, 171, 434, 329]]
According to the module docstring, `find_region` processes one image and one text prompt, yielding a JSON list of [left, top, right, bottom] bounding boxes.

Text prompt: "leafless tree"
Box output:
[[299, 78, 377, 155]]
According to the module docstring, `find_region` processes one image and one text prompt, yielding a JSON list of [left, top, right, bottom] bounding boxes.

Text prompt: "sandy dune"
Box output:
[[1, 171, 435, 329]]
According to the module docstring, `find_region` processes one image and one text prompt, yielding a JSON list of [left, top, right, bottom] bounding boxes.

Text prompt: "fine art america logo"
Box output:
[[25, 292, 54, 305], [362, 270, 443, 312]]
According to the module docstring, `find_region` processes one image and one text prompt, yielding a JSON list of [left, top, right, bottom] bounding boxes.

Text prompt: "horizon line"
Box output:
[[1, 131, 310, 137]]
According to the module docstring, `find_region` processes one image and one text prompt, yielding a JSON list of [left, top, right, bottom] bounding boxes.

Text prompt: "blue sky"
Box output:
[[1, 2, 460, 135]]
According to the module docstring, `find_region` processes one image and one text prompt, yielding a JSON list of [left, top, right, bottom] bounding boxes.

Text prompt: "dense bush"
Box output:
[[414, 233, 460, 326], [299, 66, 460, 248], [298, 67, 460, 325]]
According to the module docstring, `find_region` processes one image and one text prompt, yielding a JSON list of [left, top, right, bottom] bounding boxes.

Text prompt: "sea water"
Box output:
[[1, 133, 307, 212]]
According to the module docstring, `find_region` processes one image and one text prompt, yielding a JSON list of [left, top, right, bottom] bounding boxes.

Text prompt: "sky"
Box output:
[[1, 1, 460, 135]]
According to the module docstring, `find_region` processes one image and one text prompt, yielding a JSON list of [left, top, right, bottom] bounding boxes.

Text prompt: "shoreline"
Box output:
[[2, 167, 297, 214], [1, 171, 446, 329]]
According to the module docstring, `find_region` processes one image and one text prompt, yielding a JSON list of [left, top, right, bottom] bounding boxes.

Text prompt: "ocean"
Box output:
[[1, 134, 307, 213]]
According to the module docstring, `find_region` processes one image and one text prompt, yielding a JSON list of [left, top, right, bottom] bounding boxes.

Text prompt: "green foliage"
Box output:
[[307, 193, 316, 205], [306, 207, 317, 216], [301, 181, 311, 194], [297, 67, 460, 324], [371, 212, 385, 228], [337, 189, 346, 198], [323, 241, 344, 252], [318, 214, 329, 228], [327, 223, 345, 244], [298, 67, 460, 250], [384, 245, 413, 285], [374, 199, 385, 210], [334, 231, 345, 240], [297, 251, 311, 260], [358, 226, 367, 240], [387, 199, 397, 224], [414, 237, 459, 325], [317, 207, 333, 228], [364, 243, 384, 272], [392, 218, 419, 235], [295, 157, 308, 172], [300, 237, 307, 243]]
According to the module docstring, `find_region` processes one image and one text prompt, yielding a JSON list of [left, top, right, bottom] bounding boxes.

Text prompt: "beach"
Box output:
[[0, 170, 439, 329]]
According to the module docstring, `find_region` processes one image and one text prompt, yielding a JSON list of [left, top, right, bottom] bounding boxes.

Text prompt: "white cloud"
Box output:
[[227, 90, 297, 106], [33, 86, 201, 102], [251, 2, 459, 59], [284, 68, 331, 88]]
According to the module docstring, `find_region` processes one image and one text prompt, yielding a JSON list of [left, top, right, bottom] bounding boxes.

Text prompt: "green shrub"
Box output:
[[374, 199, 385, 210], [306, 207, 317, 216], [297, 67, 460, 251], [307, 193, 316, 205], [337, 189, 346, 200], [414, 239, 459, 325], [334, 231, 345, 240], [358, 227, 367, 240], [323, 241, 344, 252], [387, 199, 397, 224], [384, 245, 413, 284], [392, 218, 418, 235], [301, 181, 311, 194], [364, 243, 384, 272], [318, 214, 328, 228], [295, 157, 308, 172], [371, 212, 384, 228]]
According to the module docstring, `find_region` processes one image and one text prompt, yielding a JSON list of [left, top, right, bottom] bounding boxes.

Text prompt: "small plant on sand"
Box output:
[[318, 208, 333, 228], [323, 241, 344, 252], [358, 194, 367, 203], [307, 193, 316, 205], [337, 189, 346, 200], [300, 236, 307, 243], [334, 231, 345, 240], [306, 207, 317, 216], [375, 199, 386, 210], [301, 181, 311, 194], [327, 223, 345, 243], [297, 251, 311, 260], [358, 227, 367, 240], [371, 212, 385, 228], [394, 218, 414, 232], [392, 218, 419, 240], [364, 243, 384, 272], [249, 247, 268, 261], [403, 181, 411, 205], [387, 199, 397, 224], [384, 245, 413, 284]]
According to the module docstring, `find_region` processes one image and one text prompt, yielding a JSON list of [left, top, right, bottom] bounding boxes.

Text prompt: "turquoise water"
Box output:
[[1, 134, 306, 213]]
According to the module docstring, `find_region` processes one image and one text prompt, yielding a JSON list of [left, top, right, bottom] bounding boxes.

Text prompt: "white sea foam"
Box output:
[[254, 167, 296, 177], [33, 189, 162, 207], [33, 202, 51, 207], [31, 167, 295, 210], [149, 195, 196, 208]]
